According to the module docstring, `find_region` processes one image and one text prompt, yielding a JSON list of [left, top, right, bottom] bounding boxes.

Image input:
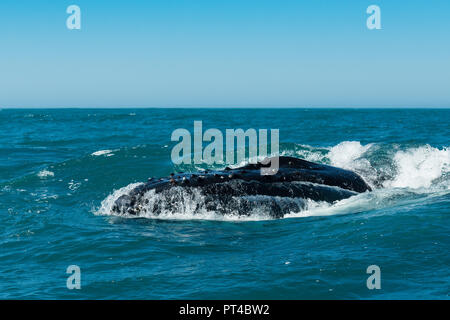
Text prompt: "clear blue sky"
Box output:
[[1, 0, 449, 108]]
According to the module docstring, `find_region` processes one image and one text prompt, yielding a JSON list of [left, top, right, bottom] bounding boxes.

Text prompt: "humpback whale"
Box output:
[[111, 156, 371, 219]]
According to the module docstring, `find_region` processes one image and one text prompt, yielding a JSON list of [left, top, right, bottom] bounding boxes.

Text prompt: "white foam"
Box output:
[[68, 180, 82, 191], [328, 141, 373, 169], [385, 145, 449, 189], [96, 183, 144, 216], [285, 191, 389, 219], [91, 150, 114, 156], [37, 170, 54, 178], [295, 146, 328, 163]]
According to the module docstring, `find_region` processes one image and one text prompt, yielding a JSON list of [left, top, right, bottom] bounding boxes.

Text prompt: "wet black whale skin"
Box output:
[[112, 156, 372, 217]]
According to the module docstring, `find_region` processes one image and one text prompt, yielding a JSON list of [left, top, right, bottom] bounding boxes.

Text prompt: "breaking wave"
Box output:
[[96, 141, 450, 221]]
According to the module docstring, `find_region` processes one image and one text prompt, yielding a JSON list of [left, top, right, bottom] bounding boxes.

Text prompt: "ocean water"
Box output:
[[0, 108, 449, 299]]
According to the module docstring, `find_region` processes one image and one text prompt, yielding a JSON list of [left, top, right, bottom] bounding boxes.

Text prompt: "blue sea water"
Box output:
[[0, 108, 448, 299]]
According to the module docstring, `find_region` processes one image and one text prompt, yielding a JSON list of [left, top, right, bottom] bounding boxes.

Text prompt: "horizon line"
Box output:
[[2, 106, 450, 110]]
